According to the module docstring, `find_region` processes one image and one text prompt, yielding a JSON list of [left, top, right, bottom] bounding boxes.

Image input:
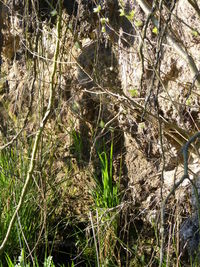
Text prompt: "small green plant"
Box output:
[[152, 26, 158, 35], [93, 5, 101, 14], [129, 88, 138, 97], [100, 17, 109, 33], [3, 250, 75, 266], [5, 249, 28, 267], [88, 137, 122, 265], [191, 30, 199, 37], [134, 20, 143, 27], [3, 249, 59, 267], [94, 138, 120, 208], [119, 1, 135, 21], [70, 129, 83, 163]]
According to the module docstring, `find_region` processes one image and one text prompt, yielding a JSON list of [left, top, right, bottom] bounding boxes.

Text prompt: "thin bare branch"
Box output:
[[136, 0, 200, 87]]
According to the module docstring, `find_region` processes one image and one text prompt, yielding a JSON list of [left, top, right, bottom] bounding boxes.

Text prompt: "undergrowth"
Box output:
[[2, 249, 74, 267], [0, 0, 198, 266], [0, 147, 40, 265]]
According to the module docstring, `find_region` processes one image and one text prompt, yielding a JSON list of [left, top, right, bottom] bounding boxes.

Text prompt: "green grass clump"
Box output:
[[94, 138, 120, 209], [88, 137, 122, 266], [0, 147, 40, 264]]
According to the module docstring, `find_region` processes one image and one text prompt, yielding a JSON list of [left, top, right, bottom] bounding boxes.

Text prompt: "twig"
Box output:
[[159, 131, 200, 266], [187, 0, 200, 19], [89, 211, 100, 267], [89, 110, 121, 162], [136, 0, 200, 87]]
